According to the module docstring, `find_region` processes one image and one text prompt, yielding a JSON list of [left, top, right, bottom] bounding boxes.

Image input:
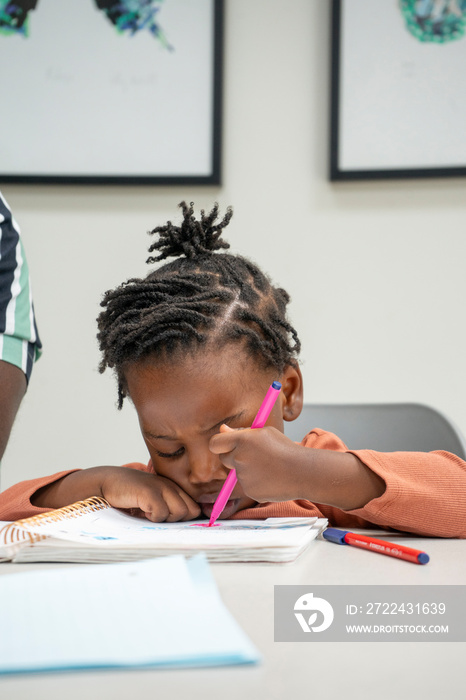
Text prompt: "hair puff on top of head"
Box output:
[[146, 201, 233, 263]]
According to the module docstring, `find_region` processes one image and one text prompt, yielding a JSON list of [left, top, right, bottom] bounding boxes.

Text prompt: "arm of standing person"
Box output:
[[0, 361, 26, 462], [0, 190, 42, 463]]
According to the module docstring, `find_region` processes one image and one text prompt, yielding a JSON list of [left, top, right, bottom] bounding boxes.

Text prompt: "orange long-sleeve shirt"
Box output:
[[1, 429, 465, 537]]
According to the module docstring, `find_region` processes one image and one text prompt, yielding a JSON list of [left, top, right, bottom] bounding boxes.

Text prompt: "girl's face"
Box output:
[[124, 346, 298, 519]]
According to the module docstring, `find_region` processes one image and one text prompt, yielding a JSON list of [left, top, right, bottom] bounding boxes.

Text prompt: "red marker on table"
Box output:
[[208, 381, 282, 526], [323, 528, 430, 564]]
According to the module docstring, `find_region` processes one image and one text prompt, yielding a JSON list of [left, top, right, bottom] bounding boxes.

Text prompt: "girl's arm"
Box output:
[[209, 425, 466, 538], [1, 466, 200, 522], [209, 424, 385, 509]]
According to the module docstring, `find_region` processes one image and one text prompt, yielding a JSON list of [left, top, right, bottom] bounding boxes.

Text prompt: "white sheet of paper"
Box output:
[[0, 554, 259, 674]]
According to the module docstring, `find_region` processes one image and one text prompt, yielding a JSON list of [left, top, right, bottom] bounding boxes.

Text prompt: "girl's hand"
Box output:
[[209, 424, 304, 503], [32, 467, 201, 522]]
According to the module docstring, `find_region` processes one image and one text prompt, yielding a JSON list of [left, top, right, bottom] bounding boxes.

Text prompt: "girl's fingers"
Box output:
[[154, 483, 201, 523], [173, 487, 202, 521], [209, 428, 242, 455], [134, 480, 200, 523]]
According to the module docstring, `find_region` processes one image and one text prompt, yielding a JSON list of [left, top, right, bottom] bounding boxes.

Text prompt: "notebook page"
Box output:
[[12, 507, 318, 549], [0, 554, 259, 673]]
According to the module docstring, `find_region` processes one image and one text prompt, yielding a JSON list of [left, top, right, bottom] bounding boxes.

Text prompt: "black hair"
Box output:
[[97, 201, 301, 408]]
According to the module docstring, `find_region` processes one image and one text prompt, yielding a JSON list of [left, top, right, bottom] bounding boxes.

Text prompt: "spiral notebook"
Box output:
[[0, 497, 327, 564]]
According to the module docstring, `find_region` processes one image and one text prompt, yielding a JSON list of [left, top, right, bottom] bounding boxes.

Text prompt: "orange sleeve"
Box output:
[[0, 470, 81, 521], [343, 447, 466, 537], [232, 429, 466, 538], [0, 462, 151, 522]]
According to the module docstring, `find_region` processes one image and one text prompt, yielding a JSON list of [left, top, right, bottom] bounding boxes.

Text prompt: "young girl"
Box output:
[[1, 202, 465, 537]]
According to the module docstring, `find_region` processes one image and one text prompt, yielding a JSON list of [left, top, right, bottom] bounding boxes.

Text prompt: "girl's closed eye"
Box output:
[[155, 447, 185, 459]]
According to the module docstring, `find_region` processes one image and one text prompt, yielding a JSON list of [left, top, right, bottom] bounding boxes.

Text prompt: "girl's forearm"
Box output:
[[288, 445, 386, 510], [31, 467, 114, 509]]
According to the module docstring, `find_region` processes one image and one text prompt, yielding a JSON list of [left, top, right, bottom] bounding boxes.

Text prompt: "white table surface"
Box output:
[[1, 532, 465, 700]]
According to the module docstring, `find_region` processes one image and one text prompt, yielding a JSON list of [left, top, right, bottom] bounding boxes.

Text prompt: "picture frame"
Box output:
[[330, 0, 466, 181], [0, 0, 223, 185]]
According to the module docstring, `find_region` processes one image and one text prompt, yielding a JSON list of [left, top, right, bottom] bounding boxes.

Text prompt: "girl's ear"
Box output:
[[279, 364, 304, 423]]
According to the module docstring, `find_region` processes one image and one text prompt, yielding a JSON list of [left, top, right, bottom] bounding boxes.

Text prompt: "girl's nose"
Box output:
[[188, 448, 226, 484]]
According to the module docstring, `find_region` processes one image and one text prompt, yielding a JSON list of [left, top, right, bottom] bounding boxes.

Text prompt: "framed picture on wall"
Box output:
[[0, 0, 223, 185], [330, 0, 466, 181]]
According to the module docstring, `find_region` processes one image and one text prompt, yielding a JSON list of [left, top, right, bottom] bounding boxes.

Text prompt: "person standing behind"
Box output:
[[0, 191, 42, 462]]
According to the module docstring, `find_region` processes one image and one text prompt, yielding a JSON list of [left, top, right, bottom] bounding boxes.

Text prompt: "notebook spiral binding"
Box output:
[[0, 496, 110, 547]]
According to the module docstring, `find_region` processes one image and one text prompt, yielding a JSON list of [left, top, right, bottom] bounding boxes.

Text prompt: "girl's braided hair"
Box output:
[[97, 201, 301, 407]]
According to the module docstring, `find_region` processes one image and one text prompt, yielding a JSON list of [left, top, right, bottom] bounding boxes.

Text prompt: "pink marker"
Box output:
[[208, 381, 282, 526]]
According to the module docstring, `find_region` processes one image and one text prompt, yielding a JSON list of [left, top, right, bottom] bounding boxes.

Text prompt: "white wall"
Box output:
[[2, 0, 466, 489]]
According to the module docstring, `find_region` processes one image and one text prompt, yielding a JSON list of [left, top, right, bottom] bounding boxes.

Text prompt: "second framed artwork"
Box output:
[[330, 0, 466, 180], [0, 0, 223, 185]]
